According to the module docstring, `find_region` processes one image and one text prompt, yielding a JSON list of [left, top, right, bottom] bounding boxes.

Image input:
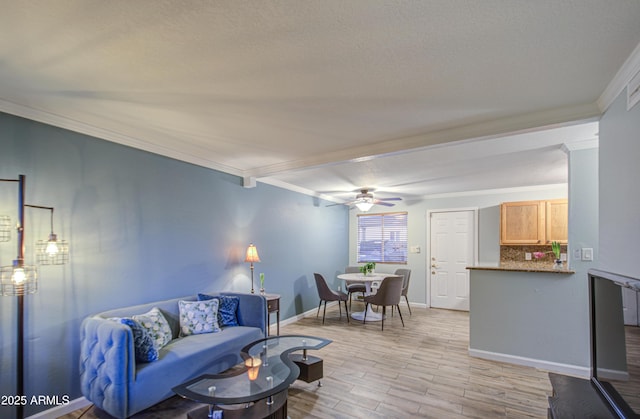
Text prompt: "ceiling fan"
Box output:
[[338, 189, 402, 211]]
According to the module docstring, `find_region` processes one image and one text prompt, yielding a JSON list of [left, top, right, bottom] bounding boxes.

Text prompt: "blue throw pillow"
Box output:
[[198, 294, 240, 327], [178, 299, 220, 336], [120, 318, 159, 363]]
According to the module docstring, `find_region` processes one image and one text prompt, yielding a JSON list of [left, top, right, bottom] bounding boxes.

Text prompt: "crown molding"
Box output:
[[598, 40, 640, 112], [0, 98, 245, 178], [257, 177, 344, 204], [420, 183, 568, 200]]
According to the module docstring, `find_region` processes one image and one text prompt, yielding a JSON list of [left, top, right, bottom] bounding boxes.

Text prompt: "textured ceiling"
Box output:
[[1, 1, 639, 203]]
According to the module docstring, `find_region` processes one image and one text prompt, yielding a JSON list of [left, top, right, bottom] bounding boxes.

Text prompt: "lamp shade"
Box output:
[[355, 200, 374, 212], [0, 262, 37, 296], [36, 233, 69, 265], [245, 243, 261, 263]]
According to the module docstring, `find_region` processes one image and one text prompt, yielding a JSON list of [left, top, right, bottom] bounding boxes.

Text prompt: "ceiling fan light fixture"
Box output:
[[355, 198, 374, 212]]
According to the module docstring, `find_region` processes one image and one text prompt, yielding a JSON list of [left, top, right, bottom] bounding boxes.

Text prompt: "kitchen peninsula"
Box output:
[[466, 262, 587, 378]]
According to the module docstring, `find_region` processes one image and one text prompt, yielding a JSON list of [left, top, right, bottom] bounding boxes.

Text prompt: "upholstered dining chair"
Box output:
[[314, 273, 349, 324], [394, 268, 412, 315], [363, 276, 404, 331], [344, 266, 366, 309]]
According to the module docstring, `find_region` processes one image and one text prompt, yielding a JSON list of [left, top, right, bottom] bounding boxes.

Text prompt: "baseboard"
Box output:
[[269, 301, 337, 333], [26, 396, 92, 419], [468, 348, 590, 378], [271, 300, 424, 333]]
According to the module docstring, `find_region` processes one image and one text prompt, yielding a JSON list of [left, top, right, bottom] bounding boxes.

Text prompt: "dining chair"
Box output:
[[314, 273, 349, 324], [344, 266, 366, 309], [394, 268, 412, 315], [363, 276, 404, 331]]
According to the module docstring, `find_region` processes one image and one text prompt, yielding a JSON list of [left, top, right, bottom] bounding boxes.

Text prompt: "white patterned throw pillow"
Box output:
[[178, 299, 220, 336], [132, 307, 173, 349]]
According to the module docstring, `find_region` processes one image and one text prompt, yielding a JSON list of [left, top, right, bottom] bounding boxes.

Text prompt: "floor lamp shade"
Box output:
[[0, 262, 37, 296]]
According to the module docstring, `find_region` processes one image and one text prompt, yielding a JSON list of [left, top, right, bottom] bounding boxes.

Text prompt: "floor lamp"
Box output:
[[0, 175, 69, 419]]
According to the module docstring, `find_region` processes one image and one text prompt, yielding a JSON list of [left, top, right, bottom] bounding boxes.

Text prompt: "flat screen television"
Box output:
[[589, 268, 640, 418]]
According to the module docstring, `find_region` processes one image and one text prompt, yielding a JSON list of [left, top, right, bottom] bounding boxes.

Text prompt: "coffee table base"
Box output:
[[187, 389, 287, 419]]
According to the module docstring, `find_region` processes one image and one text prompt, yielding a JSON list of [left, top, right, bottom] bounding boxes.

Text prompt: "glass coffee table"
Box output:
[[172, 335, 331, 419]]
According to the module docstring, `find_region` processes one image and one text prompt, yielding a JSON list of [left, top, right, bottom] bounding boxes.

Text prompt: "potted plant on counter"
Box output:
[[551, 241, 563, 269], [532, 241, 564, 269], [359, 262, 376, 276]]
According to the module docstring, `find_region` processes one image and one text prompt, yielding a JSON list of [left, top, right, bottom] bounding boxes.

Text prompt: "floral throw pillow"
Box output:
[[120, 318, 159, 363], [132, 307, 172, 349], [198, 294, 240, 327], [179, 299, 220, 336]]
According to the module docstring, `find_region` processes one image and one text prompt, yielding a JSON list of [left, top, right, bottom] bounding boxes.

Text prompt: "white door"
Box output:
[[429, 210, 475, 311]]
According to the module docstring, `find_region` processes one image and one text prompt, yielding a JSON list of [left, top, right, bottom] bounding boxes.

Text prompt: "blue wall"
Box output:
[[0, 111, 349, 416]]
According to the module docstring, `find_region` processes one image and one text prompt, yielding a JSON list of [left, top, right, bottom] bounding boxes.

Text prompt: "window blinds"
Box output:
[[357, 212, 408, 263]]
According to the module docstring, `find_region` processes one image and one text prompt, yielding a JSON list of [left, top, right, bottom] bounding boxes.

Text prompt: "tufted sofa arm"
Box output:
[[80, 317, 135, 418], [221, 292, 267, 334]]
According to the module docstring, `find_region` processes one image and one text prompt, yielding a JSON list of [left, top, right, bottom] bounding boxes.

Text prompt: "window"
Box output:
[[357, 212, 408, 264]]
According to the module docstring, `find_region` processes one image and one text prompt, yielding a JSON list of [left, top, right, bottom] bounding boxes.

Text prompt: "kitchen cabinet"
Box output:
[[545, 199, 568, 244], [500, 200, 545, 244], [500, 199, 567, 245]]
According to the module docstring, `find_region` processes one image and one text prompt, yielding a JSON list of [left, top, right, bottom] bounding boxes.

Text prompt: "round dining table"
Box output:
[[337, 273, 401, 321]]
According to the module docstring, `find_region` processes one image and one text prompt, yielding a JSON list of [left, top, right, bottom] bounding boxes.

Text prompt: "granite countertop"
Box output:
[[467, 262, 575, 274]]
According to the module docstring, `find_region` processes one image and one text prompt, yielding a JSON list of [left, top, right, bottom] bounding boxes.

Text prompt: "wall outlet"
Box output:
[[410, 245, 421, 253], [573, 248, 582, 260], [560, 253, 567, 262], [525, 252, 532, 260]]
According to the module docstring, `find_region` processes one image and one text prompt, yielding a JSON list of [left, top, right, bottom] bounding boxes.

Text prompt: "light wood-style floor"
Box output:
[[61, 302, 553, 418]]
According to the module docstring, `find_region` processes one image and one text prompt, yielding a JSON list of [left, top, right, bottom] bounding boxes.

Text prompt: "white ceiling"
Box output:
[[1, 1, 639, 205]]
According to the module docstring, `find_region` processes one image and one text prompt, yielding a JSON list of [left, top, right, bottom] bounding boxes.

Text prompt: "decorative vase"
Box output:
[[259, 273, 265, 294], [553, 259, 563, 270]]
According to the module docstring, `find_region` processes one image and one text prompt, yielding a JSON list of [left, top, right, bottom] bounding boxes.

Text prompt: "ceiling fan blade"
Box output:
[[376, 201, 396, 207], [376, 197, 402, 201], [326, 199, 358, 207]]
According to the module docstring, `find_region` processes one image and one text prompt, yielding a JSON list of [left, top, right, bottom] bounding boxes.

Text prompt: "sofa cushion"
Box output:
[[178, 299, 220, 336], [120, 318, 159, 363], [132, 307, 173, 349], [198, 293, 240, 327]]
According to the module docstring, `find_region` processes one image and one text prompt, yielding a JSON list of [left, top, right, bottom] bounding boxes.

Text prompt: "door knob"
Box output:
[[431, 264, 438, 268], [432, 271, 436, 275]]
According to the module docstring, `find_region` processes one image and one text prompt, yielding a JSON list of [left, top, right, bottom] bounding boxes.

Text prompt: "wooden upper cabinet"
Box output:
[[500, 199, 568, 245], [545, 199, 568, 244], [500, 201, 546, 244]]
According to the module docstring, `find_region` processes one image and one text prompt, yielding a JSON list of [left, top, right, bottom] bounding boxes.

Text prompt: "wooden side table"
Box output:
[[265, 293, 280, 336]]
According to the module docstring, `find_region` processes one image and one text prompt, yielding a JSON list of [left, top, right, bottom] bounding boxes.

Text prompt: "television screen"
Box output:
[[590, 270, 640, 417]]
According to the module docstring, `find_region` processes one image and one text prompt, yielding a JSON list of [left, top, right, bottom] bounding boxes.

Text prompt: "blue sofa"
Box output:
[[79, 293, 266, 418]]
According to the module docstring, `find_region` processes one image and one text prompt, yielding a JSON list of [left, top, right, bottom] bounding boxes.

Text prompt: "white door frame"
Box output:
[[426, 207, 479, 308]]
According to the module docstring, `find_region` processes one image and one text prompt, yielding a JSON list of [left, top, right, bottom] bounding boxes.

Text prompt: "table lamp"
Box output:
[[245, 243, 260, 294]]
